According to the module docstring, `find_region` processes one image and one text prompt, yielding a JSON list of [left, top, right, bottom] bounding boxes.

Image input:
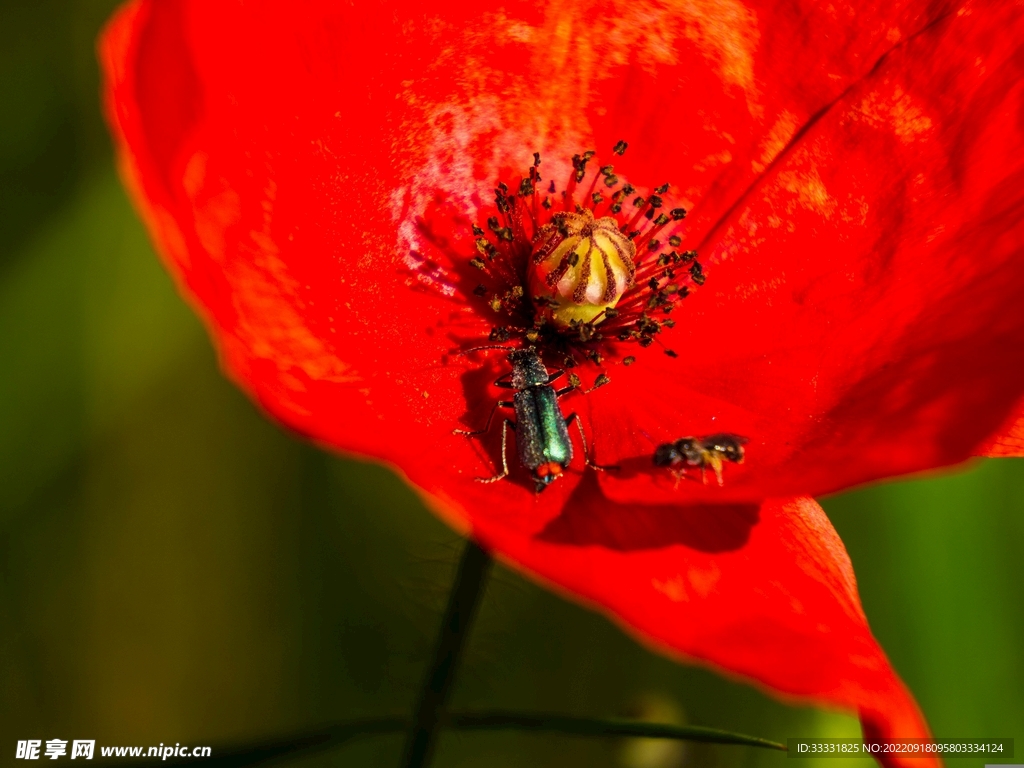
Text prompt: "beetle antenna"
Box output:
[[459, 344, 518, 356]]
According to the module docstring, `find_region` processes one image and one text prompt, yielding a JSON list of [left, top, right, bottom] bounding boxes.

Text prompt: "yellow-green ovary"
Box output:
[[528, 212, 635, 326]]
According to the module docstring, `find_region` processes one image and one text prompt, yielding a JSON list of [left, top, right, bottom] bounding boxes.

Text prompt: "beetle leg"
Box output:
[[454, 401, 498, 436], [565, 413, 619, 472], [477, 419, 513, 483], [554, 371, 580, 398], [453, 400, 513, 436], [552, 370, 580, 399], [494, 373, 515, 389], [546, 368, 565, 384]]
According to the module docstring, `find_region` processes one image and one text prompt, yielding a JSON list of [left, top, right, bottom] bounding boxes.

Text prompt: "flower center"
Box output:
[[463, 142, 705, 365], [529, 208, 636, 325]]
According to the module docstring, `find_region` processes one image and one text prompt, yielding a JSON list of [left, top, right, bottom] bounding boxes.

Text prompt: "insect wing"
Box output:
[[513, 387, 572, 471], [536, 386, 573, 467]]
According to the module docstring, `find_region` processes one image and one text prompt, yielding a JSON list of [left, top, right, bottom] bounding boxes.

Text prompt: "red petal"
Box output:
[[977, 395, 1024, 457], [99, 0, 1021, 754], [472, 491, 936, 759], [100, 0, 1024, 506], [601, 0, 1024, 504]]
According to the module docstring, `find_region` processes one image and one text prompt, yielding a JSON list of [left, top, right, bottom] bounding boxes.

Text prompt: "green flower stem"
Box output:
[[400, 538, 493, 768], [445, 711, 787, 750]]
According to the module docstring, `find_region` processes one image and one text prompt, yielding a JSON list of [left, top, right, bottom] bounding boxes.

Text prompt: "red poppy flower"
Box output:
[[99, 0, 1024, 764]]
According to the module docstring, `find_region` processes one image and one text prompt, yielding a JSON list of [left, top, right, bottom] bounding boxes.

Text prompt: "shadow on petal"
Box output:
[[537, 472, 759, 553]]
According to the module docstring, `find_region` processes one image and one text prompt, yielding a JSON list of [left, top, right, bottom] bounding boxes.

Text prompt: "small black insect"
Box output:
[[653, 433, 748, 486], [455, 347, 610, 492]]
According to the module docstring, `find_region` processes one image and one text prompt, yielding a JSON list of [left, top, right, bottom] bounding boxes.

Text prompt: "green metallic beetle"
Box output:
[[455, 348, 604, 492]]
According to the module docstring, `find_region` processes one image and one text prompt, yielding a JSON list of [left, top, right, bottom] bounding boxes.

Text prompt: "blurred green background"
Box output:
[[1, 2, 1022, 766]]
